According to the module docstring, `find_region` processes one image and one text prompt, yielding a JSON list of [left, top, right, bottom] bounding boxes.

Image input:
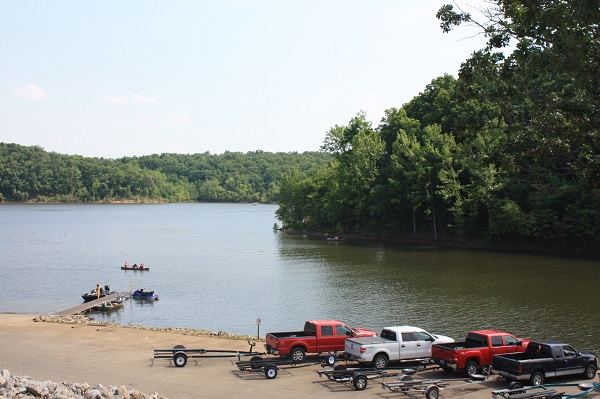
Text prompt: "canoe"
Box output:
[[121, 266, 150, 271]]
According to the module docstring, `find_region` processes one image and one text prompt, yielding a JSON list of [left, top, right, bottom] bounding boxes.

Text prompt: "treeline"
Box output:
[[0, 143, 331, 203], [276, 0, 600, 254]]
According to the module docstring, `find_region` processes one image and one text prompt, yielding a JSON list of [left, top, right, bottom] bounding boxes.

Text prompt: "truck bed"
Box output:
[[434, 341, 484, 351], [267, 331, 312, 339], [347, 336, 393, 346]]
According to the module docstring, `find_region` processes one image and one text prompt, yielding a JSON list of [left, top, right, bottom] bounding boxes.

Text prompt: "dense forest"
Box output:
[[276, 0, 600, 254], [0, 143, 330, 203]]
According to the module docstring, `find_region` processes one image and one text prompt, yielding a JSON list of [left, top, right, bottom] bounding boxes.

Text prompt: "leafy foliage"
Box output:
[[0, 143, 330, 203], [275, 0, 600, 254]]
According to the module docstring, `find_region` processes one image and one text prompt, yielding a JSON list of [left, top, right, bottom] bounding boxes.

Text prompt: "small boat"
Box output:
[[132, 289, 159, 300], [91, 300, 123, 312], [121, 263, 150, 271], [81, 285, 112, 302]]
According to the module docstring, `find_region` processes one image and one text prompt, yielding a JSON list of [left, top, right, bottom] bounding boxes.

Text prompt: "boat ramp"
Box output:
[[53, 292, 130, 316]]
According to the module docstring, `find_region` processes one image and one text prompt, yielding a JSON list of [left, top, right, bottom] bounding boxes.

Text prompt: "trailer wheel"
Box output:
[[353, 375, 368, 391], [289, 347, 305, 363], [173, 352, 188, 367], [326, 355, 336, 366], [372, 353, 388, 369], [529, 371, 544, 386], [425, 385, 440, 399], [507, 381, 524, 391], [583, 364, 597, 379], [264, 365, 278, 379]]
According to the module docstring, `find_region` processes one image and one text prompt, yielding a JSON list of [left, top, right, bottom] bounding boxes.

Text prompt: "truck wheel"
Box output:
[[529, 371, 544, 386], [464, 360, 479, 377], [173, 353, 187, 367], [425, 385, 440, 399], [264, 365, 278, 379], [372, 353, 388, 369], [353, 375, 368, 390], [583, 364, 597, 379], [289, 347, 305, 363]]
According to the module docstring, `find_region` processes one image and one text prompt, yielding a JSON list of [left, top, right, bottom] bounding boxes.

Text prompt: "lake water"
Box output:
[[1, 203, 599, 355]]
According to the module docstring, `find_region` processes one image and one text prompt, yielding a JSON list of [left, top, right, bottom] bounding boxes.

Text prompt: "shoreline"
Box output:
[[2, 313, 597, 399]]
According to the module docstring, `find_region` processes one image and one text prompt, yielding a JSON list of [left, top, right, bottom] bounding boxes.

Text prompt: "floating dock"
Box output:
[[53, 292, 130, 316]]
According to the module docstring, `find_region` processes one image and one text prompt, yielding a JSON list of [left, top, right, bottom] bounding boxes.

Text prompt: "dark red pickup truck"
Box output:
[[431, 330, 530, 376], [265, 319, 376, 362]]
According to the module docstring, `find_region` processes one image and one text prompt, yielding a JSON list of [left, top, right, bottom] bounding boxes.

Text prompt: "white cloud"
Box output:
[[131, 93, 158, 104], [13, 84, 46, 100], [171, 113, 191, 124], [104, 96, 129, 105]]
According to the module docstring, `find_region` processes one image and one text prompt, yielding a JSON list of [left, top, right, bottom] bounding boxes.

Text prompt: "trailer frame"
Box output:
[[153, 341, 264, 367]]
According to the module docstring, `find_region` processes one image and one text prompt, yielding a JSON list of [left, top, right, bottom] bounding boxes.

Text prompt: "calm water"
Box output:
[[1, 203, 599, 354]]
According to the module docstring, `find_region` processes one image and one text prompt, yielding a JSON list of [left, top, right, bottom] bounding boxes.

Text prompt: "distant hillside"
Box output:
[[0, 143, 331, 203]]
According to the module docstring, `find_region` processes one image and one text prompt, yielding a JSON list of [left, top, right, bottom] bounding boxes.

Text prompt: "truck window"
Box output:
[[562, 345, 577, 357], [321, 325, 333, 336], [465, 333, 487, 346], [414, 331, 433, 341], [504, 335, 518, 346], [304, 322, 317, 334], [491, 336, 503, 347], [553, 347, 562, 358], [381, 329, 397, 341], [336, 325, 352, 337], [401, 332, 415, 342]]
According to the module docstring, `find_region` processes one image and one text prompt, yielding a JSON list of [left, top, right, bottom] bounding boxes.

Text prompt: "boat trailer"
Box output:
[[492, 380, 600, 399], [236, 355, 335, 379], [153, 341, 264, 367], [317, 366, 400, 390], [380, 371, 489, 399]]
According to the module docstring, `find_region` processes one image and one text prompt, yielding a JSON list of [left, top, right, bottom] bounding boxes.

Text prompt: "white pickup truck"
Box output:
[[345, 326, 454, 369]]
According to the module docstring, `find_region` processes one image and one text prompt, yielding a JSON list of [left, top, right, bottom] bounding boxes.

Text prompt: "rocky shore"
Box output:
[[0, 369, 167, 399]]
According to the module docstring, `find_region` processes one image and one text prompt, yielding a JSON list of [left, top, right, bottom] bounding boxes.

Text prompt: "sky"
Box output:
[[0, 0, 489, 159]]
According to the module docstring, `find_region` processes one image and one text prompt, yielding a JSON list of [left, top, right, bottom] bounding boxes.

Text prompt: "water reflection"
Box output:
[[276, 234, 600, 354]]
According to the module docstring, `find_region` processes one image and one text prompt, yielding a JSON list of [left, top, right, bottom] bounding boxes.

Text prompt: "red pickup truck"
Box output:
[[265, 320, 376, 362], [431, 330, 530, 376]]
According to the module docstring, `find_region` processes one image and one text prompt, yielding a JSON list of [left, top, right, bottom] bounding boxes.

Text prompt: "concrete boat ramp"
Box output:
[[53, 292, 130, 316]]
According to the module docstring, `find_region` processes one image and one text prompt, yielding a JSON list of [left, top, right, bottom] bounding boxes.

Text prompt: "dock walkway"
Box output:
[[53, 292, 130, 316]]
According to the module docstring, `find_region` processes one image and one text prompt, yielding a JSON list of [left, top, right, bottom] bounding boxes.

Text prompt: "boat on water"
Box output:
[[81, 285, 112, 302], [132, 289, 159, 300], [90, 300, 124, 312], [121, 262, 149, 271]]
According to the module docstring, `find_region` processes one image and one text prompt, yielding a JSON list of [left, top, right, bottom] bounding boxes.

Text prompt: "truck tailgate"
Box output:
[[345, 336, 389, 356], [492, 354, 520, 374]]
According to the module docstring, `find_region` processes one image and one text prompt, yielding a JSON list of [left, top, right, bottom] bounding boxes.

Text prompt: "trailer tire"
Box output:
[[173, 352, 187, 367], [507, 381, 524, 391], [353, 375, 368, 391], [326, 355, 336, 366], [583, 364, 597, 379], [372, 353, 388, 369], [264, 365, 278, 379], [289, 347, 305, 363], [529, 371, 544, 386], [425, 385, 440, 399], [464, 360, 479, 377]]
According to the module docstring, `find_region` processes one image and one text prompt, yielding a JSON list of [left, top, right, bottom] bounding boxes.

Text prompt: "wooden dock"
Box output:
[[53, 292, 130, 316]]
